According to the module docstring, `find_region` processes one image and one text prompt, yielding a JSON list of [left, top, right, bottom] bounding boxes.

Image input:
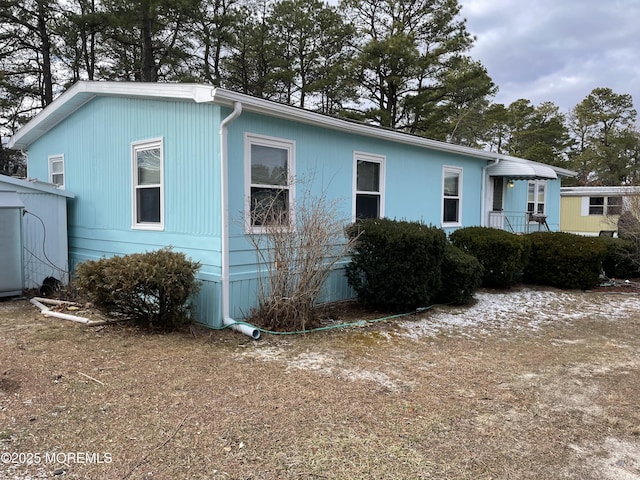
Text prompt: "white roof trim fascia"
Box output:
[[561, 186, 640, 197], [0, 174, 75, 198], [211, 89, 576, 178], [212, 87, 511, 162], [8, 81, 576, 178]]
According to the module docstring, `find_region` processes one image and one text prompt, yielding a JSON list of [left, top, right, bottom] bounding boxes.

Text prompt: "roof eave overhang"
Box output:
[[0, 191, 25, 208], [9, 81, 511, 164], [211, 88, 512, 162], [9, 82, 216, 150], [6, 81, 577, 180], [0, 174, 75, 198], [561, 186, 640, 197]]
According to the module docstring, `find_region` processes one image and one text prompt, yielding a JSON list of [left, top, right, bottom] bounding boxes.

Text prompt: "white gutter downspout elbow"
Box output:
[[481, 158, 500, 227], [219, 101, 260, 339]]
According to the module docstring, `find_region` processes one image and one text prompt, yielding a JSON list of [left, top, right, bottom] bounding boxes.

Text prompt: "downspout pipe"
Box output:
[[481, 158, 500, 227], [219, 101, 261, 339]]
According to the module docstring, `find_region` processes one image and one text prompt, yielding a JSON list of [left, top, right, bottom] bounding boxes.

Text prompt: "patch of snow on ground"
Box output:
[[398, 288, 640, 340], [335, 368, 401, 392], [238, 347, 406, 391], [237, 345, 284, 363], [285, 351, 335, 373]]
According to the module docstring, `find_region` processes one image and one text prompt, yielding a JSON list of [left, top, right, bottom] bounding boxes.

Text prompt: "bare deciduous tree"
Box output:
[[247, 182, 357, 332]]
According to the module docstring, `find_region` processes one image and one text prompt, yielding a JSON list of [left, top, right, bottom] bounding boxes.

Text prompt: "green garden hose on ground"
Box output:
[[216, 304, 438, 336]]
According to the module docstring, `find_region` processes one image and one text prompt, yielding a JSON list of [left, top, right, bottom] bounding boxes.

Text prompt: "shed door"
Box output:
[[0, 208, 24, 296]]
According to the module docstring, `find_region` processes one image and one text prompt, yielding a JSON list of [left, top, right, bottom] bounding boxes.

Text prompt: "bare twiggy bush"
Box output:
[[247, 185, 357, 331], [615, 195, 640, 272]]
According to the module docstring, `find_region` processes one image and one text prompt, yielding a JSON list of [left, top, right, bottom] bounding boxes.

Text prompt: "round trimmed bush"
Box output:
[[449, 227, 529, 288], [74, 248, 201, 330]]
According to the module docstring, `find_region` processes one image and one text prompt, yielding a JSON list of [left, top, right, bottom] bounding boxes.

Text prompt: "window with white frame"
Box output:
[[246, 134, 295, 231], [527, 181, 546, 216], [132, 138, 163, 229], [353, 152, 385, 220], [589, 196, 622, 216], [442, 166, 462, 225], [48, 155, 64, 188]]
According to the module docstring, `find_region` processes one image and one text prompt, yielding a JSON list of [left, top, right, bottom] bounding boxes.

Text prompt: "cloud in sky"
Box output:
[[459, 0, 640, 114]]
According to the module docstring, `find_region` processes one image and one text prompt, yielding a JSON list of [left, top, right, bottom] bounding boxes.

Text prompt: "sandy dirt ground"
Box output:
[[1, 287, 639, 479]]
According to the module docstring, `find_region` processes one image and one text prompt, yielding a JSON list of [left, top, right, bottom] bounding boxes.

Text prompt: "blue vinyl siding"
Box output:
[[503, 179, 562, 231], [218, 110, 485, 322], [224, 110, 485, 245], [27, 96, 223, 276]]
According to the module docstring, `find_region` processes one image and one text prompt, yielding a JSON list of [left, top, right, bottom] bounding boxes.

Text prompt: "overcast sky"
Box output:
[[459, 0, 640, 115]]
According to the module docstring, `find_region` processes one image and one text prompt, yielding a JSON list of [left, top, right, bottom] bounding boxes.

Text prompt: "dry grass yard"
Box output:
[[1, 287, 640, 479]]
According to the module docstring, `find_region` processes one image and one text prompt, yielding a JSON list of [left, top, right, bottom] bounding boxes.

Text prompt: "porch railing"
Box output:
[[488, 211, 551, 233]]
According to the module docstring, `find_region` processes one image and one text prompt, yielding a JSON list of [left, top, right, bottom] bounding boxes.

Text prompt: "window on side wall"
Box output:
[[588, 196, 604, 215], [607, 196, 623, 215], [353, 152, 385, 220], [442, 166, 462, 225], [589, 196, 622, 216], [527, 180, 546, 216], [132, 138, 163, 230], [246, 134, 295, 232], [48, 155, 64, 188]]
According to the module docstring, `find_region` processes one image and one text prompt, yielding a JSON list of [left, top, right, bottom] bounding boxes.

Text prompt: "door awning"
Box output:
[[487, 160, 557, 180], [0, 191, 25, 208]]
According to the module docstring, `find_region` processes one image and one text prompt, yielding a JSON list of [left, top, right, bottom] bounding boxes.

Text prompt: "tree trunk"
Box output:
[[140, 2, 158, 82], [36, 0, 54, 105]]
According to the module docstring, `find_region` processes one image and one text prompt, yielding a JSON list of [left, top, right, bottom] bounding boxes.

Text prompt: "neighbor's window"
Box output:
[[354, 152, 385, 220], [48, 155, 64, 188], [132, 138, 163, 229], [527, 181, 546, 215], [607, 196, 623, 215], [246, 134, 295, 231], [443, 166, 462, 225], [589, 196, 622, 216], [588, 196, 605, 215]]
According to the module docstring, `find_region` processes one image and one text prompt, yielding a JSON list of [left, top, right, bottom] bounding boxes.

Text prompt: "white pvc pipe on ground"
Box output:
[[30, 297, 106, 325]]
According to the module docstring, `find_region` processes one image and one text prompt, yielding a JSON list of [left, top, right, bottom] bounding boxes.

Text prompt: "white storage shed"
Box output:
[[0, 175, 74, 296]]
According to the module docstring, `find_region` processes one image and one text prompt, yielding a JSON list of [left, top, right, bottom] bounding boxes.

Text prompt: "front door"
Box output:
[[488, 177, 504, 229]]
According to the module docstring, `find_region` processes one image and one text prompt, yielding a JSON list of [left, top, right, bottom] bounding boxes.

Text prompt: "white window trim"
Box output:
[[442, 165, 463, 227], [584, 195, 623, 216], [131, 137, 164, 231], [48, 154, 65, 189], [587, 196, 605, 216], [244, 133, 296, 234], [352, 151, 386, 222], [527, 180, 547, 221]]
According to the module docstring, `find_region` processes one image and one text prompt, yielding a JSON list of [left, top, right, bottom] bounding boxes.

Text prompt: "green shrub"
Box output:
[[74, 248, 201, 330], [449, 227, 529, 288], [599, 237, 640, 279], [523, 232, 606, 289], [435, 243, 484, 305], [345, 218, 446, 311]]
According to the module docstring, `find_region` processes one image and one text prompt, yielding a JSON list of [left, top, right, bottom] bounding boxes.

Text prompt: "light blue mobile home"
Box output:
[[9, 81, 573, 334]]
